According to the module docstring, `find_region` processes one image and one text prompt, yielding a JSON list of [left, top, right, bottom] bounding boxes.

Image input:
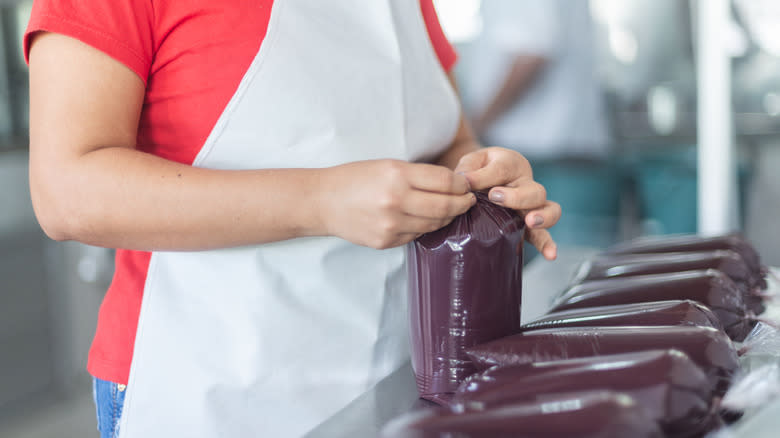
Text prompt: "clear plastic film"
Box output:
[[452, 350, 718, 438], [380, 391, 664, 438], [406, 191, 525, 406], [523, 299, 724, 332], [720, 363, 780, 413], [549, 270, 753, 341], [465, 325, 740, 396], [738, 322, 780, 357]]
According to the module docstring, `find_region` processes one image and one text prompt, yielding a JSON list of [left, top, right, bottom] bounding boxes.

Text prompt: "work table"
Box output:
[[305, 248, 780, 437]]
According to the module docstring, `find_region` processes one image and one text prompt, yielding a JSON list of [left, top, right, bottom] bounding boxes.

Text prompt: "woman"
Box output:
[[25, 0, 560, 436]]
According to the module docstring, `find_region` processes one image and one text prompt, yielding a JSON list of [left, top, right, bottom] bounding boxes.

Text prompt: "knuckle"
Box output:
[[526, 228, 546, 246], [440, 171, 455, 190], [382, 160, 405, 184], [379, 217, 400, 235], [428, 219, 448, 233], [377, 192, 401, 210], [534, 182, 547, 201], [432, 199, 451, 218], [372, 228, 396, 249], [552, 201, 563, 220], [457, 196, 473, 214], [375, 239, 394, 250], [500, 162, 516, 182]]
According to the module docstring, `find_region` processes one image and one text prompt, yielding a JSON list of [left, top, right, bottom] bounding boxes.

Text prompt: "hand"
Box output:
[[454, 147, 561, 260], [320, 160, 476, 249]]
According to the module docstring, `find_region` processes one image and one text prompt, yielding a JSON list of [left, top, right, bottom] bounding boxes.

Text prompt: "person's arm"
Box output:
[[472, 55, 547, 136], [434, 75, 481, 170], [436, 72, 560, 260], [28, 32, 475, 251]]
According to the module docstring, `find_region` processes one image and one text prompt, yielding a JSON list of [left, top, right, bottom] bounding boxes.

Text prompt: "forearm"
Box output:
[[31, 146, 326, 251], [476, 55, 546, 132]]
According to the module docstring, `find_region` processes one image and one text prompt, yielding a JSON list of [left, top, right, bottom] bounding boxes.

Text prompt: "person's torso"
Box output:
[[460, 0, 610, 159], [88, 0, 460, 388]]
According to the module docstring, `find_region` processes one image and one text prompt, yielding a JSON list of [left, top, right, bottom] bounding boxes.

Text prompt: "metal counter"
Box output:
[[305, 248, 780, 437]]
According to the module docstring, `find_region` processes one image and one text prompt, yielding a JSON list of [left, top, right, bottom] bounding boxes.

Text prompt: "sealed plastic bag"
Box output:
[[573, 250, 762, 290], [407, 192, 525, 405], [453, 350, 718, 437], [381, 391, 664, 438], [523, 299, 723, 332], [465, 325, 740, 395], [549, 270, 754, 340], [604, 233, 764, 280], [572, 251, 768, 316]]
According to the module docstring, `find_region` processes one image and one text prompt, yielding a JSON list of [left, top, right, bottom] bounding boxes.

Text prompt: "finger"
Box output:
[[523, 200, 562, 230], [460, 157, 530, 192], [396, 232, 429, 246], [406, 163, 471, 194], [456, 149, 533, 191], [526, 228, 558, 261], [453, 150, 487, 174], [401, 191, 476, 219], [486, 182, 546, 211], [387, 233, 419, 248], [398, 214, 455, 236]]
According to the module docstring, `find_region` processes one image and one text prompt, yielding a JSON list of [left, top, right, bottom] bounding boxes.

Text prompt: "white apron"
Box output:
[[117, 1, 460, 436]]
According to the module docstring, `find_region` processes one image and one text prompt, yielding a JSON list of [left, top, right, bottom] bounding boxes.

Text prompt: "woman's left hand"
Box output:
[[454, 147, 561, 260]]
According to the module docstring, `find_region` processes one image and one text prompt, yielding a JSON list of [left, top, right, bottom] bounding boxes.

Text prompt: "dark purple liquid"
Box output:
[[604, 233, 763, 277], [524, 299, 723, 332], [550, 270, 753, 340], [407, 192, 524, 405], [382, 391, 664, 438], [466, 325, 739, 396], [577, 250, 754, 286], [453, 350, 716, 437]]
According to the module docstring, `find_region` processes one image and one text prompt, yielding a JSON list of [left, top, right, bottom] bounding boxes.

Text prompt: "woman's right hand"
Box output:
[[319, 160, 476, 249]]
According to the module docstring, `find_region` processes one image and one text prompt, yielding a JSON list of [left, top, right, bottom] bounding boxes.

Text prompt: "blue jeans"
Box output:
[[92, 377, 127, 438]]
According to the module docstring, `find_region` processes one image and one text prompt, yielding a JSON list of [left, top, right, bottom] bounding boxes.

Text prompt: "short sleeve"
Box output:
[[420, 0, 458, 72], [479, 0, 562, 56], [24, 0, 155, 84]]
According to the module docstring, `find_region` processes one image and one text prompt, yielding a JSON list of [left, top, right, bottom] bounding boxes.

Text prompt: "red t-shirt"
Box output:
[[25, 0, 457, 385]]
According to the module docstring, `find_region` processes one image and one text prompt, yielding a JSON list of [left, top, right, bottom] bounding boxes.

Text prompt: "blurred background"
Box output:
[[1, 0, 780, 436]]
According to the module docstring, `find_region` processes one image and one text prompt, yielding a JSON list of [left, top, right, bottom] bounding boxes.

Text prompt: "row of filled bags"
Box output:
[[387, 194, 779, 438]]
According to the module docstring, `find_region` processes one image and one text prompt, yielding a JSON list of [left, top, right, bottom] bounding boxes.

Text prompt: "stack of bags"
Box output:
[[391, 232, 771, 438]]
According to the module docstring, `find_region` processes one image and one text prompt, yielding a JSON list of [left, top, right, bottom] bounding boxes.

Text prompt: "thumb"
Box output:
[[454, 150, 486, 175], [454, 150, 488, 190]]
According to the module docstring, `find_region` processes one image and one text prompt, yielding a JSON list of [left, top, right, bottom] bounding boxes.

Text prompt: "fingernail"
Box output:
[[532, 215, 544, 227], [489, 190, 505, 203]]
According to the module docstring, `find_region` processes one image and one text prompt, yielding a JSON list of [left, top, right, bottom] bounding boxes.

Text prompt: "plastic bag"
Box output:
[[465, 325, 740, 396], [523, 299, 723, 332], [549, 270, 754, 340], [573, 250, 763, 291], [453, 349, 717, 437], [381, 391, 663, 438], [407, 192, 525, 405], [603, 233, 764, 281]]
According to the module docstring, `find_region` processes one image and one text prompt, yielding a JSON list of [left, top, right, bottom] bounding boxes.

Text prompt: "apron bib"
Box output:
[[118, 1, 460, 436]]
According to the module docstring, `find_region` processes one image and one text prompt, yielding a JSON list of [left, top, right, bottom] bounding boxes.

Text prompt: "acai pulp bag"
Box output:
[[407, 191, 525, 406]]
